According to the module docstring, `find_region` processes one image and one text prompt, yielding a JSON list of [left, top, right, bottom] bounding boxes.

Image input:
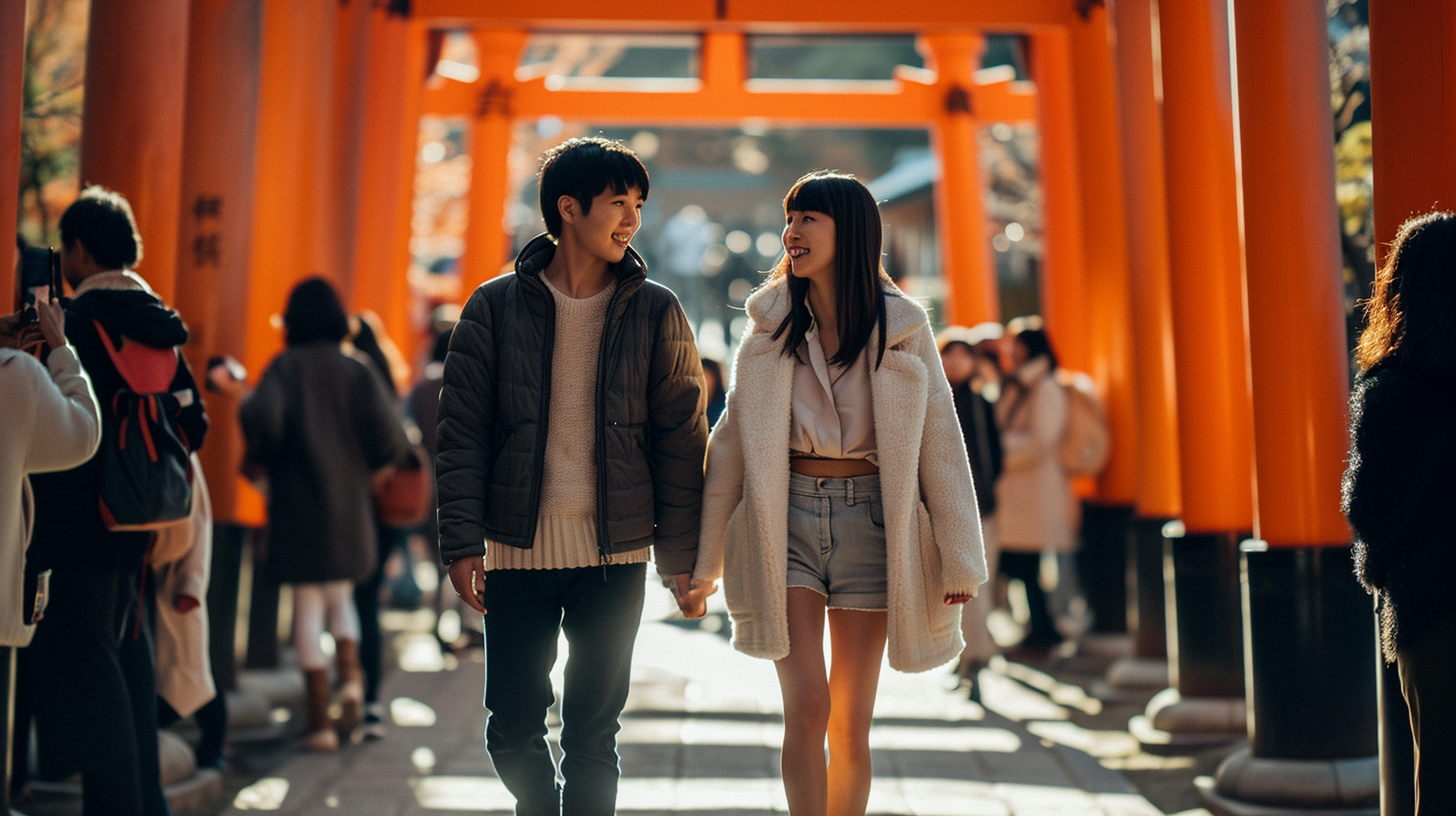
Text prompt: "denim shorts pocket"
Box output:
[[868, 494, 886, 528]]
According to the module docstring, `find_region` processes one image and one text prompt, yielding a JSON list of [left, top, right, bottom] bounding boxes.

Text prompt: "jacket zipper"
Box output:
[[594, 282, 627, 578], [525, 278, 554, 549]]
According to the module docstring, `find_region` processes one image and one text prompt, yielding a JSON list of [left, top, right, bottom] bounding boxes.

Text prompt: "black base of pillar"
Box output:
[[208, 523, 250, 691], [2, 646, 12, 814], [1130, 517, 1171, 658], [1078, 503, 1133, 634], [1167, 530, 1246, 697], [245, 529, 281, 670], [1201, 544, 1379, 813]]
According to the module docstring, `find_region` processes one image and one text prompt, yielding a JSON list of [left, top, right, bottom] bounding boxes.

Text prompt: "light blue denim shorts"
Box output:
[[786, 471, 888, 611]]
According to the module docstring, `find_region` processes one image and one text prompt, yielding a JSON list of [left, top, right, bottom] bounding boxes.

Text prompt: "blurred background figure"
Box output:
[[701, 357, 726, 428], [994, 316, 1077, 658], [233, 277, 407, 751], [1344, 211, 1456, 811], [938, 324, 1003, 700]]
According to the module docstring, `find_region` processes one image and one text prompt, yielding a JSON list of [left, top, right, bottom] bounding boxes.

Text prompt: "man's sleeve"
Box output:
[[435, 289, 497, 565], [645, 293, 708, 577]]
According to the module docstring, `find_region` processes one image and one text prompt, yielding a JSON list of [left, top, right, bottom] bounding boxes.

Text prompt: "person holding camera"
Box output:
[[23, 187, 208, 816], [0, 290, 100, 646]]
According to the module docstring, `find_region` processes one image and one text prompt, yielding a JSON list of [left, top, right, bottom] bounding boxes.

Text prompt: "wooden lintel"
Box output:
[[414, 0, 1072, 31], [422, 76, 1035, 126]]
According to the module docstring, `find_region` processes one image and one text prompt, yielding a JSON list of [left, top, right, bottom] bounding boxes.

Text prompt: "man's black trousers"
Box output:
[[482, 562, 646, 816]]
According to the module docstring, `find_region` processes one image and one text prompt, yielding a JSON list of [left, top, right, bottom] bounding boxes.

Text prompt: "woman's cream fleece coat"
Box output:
[[694, 278, 988, 673]]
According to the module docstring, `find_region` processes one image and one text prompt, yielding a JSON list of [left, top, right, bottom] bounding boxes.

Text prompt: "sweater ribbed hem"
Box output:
[[485, 515, 652, 571]]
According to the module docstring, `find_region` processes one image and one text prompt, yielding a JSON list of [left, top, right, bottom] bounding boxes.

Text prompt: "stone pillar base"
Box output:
[[1093, 656, 1169, 703], [1129, 687, 1245, 751], [1195, 747, 1378, 815]]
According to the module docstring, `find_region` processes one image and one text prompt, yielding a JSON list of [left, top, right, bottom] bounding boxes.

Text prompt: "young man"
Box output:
[[436, 137, 712, 816], [24, 186, 208, 816]]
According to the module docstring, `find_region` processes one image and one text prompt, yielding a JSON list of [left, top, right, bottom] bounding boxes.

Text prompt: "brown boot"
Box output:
[[300, 668, 338, 752], [334, 638, 364, 740]]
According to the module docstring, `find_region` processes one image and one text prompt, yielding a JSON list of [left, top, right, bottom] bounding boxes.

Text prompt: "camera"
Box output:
[[16, 239, 59, 325]]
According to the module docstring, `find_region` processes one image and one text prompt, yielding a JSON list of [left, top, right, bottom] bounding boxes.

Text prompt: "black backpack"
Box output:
[[91, 319, 194, 531]]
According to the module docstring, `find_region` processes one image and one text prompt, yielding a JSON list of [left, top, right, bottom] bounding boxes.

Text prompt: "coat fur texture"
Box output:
[[995, 357, 1078, 553], [694, 278, 988, 673]]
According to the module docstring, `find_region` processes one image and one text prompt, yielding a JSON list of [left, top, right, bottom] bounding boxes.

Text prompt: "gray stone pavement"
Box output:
[[213, 589, 1218, 816]]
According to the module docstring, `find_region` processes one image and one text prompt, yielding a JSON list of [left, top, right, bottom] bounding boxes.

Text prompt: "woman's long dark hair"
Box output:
[[1355, 211, 1456, 373], [769, 171, 889, 368]]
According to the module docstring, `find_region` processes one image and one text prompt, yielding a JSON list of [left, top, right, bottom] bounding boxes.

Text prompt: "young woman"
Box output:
[[1343, 212, 1456, 811], [237, 278, 407, 751], [994, 317, 1076, 654], [693, 172, 986, 816]]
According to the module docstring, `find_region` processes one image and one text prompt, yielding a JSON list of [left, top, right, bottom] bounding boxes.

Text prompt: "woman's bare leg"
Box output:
[[775, 587, 830, 816], [825, 608, 888, 816]]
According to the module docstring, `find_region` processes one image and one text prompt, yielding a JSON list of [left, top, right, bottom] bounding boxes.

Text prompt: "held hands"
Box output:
[[668, 573, 718, 619], [944, 593, 971, 605], [35, 297, 66, 351], [448, 556, 488, 615]]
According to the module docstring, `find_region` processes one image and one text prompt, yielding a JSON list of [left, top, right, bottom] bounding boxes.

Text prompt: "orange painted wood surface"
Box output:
[[1232, 0, 1352, 547], [1157, 0, 1254, 535], [78, 0, 191, 304], [174, 0, 264, 526], [1032, 30, 1089, 373], [922, 34, 997, 327], [2, 0, 23, 310], [1113, 0, 1182, 520], [1369, 0, 1456, 267], [415, 0, 1072, 30], [1068, 5, 1137, 506], [459, 29, 529, 297]]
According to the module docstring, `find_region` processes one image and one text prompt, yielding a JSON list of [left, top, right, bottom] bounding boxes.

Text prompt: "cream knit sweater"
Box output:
[[486, 277, 650, 571]]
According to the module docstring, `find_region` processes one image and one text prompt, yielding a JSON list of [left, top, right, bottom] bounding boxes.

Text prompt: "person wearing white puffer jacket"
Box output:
[[0, 294, 100, 648]]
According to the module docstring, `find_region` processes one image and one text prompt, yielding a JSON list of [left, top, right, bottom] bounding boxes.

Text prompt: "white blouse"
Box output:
[[787, 315, 878, 466]]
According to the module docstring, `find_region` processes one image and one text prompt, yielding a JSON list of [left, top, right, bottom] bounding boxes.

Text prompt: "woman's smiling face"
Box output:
[[783, 209, 836, 282]]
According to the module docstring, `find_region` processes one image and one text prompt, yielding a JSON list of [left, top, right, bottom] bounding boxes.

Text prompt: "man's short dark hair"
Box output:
[[58, 185, 143, 271], [538, 137, 650, 239]]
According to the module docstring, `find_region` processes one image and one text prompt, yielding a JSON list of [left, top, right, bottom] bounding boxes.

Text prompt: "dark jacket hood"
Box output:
[[69, 288, 189, 349]]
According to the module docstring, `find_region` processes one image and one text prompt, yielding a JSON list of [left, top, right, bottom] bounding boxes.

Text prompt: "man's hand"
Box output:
[[448, 556, 487, 615], [669, 573, 718, 619]]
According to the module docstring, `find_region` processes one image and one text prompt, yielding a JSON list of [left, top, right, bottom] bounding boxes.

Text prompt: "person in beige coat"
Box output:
[[994, 318, 1077, 652], [0, 297, 100, 648], [695, 172, 986, 816]]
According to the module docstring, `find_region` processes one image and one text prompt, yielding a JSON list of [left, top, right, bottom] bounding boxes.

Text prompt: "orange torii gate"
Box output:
[[0, 1, 1398, 811]]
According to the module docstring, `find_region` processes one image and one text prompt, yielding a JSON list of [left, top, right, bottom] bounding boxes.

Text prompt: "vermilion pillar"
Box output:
[[922, 34, 997, 326], [174, 0, 262, 527], [1130, 0, 1254, 749], [1030, 30, 1089, 373], [461, 30, 528, 295], [1067, 3, 1137, 637], [350, 4, 423, 363], [1196, 0, 1380, 812], [1368, 5, 1456, 812], [78, 0, 191, 303], [3, 0, 23, 310], [1112, 0, 1177, 677]]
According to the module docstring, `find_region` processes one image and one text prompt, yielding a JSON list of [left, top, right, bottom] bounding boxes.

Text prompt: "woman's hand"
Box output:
[[669, 573, 718, 618], [944, 593, 971, 605]]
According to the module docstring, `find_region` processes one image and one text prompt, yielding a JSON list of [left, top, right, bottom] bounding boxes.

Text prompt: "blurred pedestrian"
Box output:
[[25, 187, 208, 816], [1343, 211, 1456, 812], [994, 316, 1076, 656], [235, 278, 407, 751], [938, 324, 1004, 699], [695, 171, 986, 816], [701, 357, 726, 428]]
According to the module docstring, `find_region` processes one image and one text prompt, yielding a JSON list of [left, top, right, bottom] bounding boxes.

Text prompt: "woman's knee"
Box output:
[[783, 688, 831, 737]]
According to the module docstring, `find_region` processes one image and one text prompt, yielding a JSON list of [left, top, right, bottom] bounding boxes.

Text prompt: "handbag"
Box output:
[[372, 444, 433, 528]]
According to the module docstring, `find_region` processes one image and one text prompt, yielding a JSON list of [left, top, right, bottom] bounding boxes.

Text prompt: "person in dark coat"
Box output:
[[1343, 211, 1456, 812], [237, 277, 407, 752], [437, 137, 709, 816], [24, 187, 207, 816]]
